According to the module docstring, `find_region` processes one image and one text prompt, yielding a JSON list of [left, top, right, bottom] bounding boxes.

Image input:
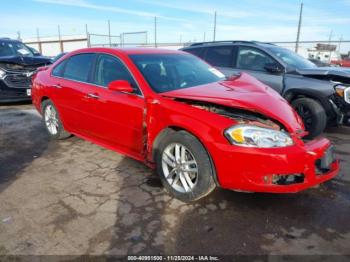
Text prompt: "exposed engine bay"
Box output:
[[175, 98, 282, 131]]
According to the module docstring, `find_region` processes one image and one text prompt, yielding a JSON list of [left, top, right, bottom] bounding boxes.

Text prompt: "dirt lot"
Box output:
[[0, 103, 350, 256]]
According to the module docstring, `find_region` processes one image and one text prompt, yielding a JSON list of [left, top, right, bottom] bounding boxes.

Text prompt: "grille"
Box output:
[[345, 87, 350, 104], [3, 74, 31, 88]]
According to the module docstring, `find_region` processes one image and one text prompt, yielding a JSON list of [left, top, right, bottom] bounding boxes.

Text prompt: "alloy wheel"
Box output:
[[44, 104, 59, 135], [161, 143, 198, 193]]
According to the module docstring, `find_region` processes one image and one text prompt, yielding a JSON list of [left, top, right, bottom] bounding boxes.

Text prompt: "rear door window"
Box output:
[[205, 46, 235, 67], [185, 48, 204, 58], [63, 53, 95, 82]]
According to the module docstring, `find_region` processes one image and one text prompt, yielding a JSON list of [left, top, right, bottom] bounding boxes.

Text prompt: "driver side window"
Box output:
[[93, 54, 140, 94], [237, 46, 277, 72]]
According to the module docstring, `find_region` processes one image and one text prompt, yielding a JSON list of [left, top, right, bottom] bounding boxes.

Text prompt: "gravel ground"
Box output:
[[0, 103, 350, 256]]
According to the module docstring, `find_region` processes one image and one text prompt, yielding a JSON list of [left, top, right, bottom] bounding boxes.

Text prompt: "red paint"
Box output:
[[331, 59, 350, 67], [32, 48, 339, 193]]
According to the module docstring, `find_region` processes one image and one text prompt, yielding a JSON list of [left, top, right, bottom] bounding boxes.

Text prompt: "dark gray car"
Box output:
[[182, 41, 350, 138], [0, 38, 52, 102]]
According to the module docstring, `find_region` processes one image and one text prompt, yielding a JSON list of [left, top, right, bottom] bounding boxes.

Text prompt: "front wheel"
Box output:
[[42, 100, 71, 140], [292, 98, 327, 139], [155, 130, 216, 202]]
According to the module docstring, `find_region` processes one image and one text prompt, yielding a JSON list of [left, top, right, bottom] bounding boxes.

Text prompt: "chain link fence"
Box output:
[[22, 30, 350, 63]]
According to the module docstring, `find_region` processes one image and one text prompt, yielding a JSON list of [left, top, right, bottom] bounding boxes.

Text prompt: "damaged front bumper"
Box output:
[[329, 90, 350, 125], [210, 137, 339, 193], [0, 80, 31, 102]]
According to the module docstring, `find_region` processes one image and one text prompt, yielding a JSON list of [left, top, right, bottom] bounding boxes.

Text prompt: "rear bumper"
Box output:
[[210, 137, 339, 193]]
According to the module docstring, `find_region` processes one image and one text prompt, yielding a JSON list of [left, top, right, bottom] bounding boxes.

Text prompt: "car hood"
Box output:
[[297, 67, 350, 84], [0, 55, 51, 66], [161, 73, 304, 134]]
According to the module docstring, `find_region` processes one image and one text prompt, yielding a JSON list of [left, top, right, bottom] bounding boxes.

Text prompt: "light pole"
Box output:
[[213, 11, 217, 42], [154, 16, 157, 48], [108, 20, 112, 47], [295, 2, 303, 53]]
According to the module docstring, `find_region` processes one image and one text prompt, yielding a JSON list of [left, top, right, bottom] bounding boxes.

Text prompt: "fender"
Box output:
[[144, 98, 233, 163]]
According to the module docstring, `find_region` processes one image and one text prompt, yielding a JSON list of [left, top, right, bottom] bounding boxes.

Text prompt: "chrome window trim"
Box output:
[[50, 51, 144, 98]]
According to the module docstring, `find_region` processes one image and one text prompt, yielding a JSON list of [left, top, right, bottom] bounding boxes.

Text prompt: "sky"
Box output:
[[0, 0, 349, 45]]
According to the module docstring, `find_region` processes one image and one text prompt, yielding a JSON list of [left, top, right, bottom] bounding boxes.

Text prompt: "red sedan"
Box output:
[[31, 48, 339, 202]]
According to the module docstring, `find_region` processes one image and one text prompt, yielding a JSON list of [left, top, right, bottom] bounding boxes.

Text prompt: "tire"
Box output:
[[155, 130, 216, 202], [292, 98, 327, 139], [41, 100, 71, 140]]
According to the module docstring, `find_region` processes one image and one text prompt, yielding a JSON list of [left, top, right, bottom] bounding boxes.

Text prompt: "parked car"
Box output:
[[308, 58, 332, 67], [0, 38, 51, 102], [182, 41, 350, 138], [331, 58, 350, 68], [31, 48, 339, 202]]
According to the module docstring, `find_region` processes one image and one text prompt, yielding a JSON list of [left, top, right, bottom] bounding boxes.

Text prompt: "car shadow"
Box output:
[[104, 127, 350, 256], [104, 157, 350, 256], [170, 181, 350, 255], [0, 106, 50, 193]]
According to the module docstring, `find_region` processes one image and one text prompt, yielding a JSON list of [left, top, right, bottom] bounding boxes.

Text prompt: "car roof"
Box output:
[[0, 38, 21, 43], [183, 41, 277, 49], [71, 47, 185, 55]]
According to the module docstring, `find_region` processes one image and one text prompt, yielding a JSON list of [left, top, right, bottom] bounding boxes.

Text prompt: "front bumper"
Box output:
[[0, 79, 31, 102], [210, 137, 339, 193], [329, 93, 350, 125]]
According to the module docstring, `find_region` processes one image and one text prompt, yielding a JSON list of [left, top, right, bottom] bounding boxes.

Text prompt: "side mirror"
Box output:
[[264, 63, 284, 74], [108, 80, 134, 93]]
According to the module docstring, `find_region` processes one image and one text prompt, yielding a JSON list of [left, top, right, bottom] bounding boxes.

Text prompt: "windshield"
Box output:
[[266, 46, 316, 69], [129, 53, 225, 93], [0, 41, 34, 57]]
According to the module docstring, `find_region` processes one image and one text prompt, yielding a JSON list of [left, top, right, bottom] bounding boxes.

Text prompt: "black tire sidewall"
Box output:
[[155, 131, 216, 202], [292, 98, 327, 139]]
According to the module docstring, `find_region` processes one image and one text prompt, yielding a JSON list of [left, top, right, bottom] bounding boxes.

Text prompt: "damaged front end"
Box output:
[[298, 69, 350, 125], [175, 98, 284, 131], [331, 84, 350, 125]]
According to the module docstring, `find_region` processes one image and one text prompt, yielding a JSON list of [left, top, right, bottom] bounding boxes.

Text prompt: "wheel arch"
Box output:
[[284, 89, 334, 118], [40, 96, 50, 113], [150, 125, 220, 186]]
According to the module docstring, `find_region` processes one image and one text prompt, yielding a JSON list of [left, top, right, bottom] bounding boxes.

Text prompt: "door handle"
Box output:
[[86, 93, 100, 99], [51, 84, 62, 89]]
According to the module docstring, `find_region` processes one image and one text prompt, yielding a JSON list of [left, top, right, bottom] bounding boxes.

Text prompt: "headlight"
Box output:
[[224, 125, 294, 148], [334, 85, 348, 97], [0, 68, 6, 79]]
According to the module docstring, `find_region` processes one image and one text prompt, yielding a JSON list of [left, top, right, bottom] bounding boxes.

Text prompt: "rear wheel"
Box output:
[[42, 100, 71, 140], [155, 130, 216, 202], [292, 98, 327, 139]]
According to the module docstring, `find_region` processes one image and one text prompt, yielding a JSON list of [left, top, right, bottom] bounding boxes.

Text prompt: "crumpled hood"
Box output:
[[0, 55, 51, 66], [297, 67, 350, 84], [162, 73, 304, 134]]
